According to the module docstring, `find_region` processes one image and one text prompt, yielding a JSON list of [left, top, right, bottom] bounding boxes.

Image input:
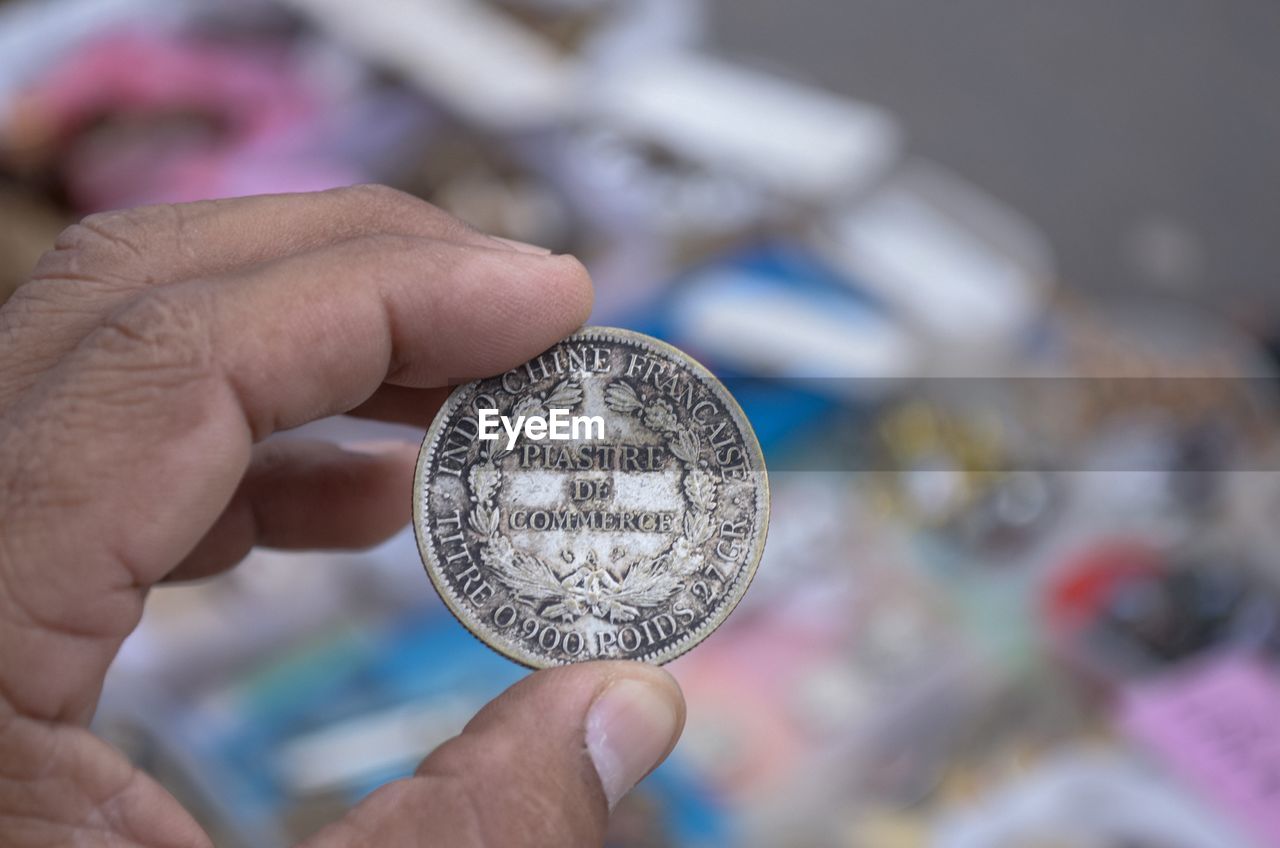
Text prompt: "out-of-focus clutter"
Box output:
[[3, 0, 1280, 845]]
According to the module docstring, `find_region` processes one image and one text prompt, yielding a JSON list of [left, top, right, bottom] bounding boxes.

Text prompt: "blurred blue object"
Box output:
[[169, 606, 727, 846], [626, 240, 912, 456]]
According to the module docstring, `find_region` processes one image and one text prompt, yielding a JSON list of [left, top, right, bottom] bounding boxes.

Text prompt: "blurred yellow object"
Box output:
[[874, 399, 1010, 526]]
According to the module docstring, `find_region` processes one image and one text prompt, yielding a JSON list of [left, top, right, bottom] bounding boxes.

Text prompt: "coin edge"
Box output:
[[412, 325, 771, 668]]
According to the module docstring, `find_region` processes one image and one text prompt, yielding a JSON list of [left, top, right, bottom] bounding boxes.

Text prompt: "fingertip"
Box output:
[[585, 660, 686, 719], [315, 661, 682, 847], [582, 664, 685, 809], [549, 252, 595, 328], [481, 661, 685, 810], [498, 251, 593, 336], [435, 249, 594, 381]]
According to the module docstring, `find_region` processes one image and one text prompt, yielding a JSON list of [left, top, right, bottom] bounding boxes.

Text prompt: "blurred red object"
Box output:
[[1046, 540, 1164, 632]]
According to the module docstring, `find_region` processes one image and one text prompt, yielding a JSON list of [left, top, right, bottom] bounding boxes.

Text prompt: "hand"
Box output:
[[0, 186, 685, 847]]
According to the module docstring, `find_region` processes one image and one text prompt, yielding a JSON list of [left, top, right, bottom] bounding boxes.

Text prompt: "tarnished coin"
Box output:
[[413, 326, 769, 667]]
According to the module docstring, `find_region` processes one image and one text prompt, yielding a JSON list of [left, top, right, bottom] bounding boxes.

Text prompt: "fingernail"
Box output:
[[585, 679, 680, 810], [491, 236, 553, 255]]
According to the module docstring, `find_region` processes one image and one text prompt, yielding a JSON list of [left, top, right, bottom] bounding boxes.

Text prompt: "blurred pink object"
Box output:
[[18, 29, 358, 210], [1119, 652, 1280, 847]]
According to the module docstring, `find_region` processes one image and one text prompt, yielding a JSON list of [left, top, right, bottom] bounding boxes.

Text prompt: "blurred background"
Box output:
[[2, 1, 1280, 845]]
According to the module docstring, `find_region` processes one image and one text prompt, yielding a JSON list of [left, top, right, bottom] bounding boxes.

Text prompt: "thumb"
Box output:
[[301, 661, 685, 847]]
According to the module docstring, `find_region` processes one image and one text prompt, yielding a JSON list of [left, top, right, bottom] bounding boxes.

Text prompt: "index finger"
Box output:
[[0, 229, 591, 722], [0, 185, 535, 409]]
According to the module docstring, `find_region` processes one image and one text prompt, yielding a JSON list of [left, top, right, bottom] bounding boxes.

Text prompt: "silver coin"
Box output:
[[413, 326, 769, 667]]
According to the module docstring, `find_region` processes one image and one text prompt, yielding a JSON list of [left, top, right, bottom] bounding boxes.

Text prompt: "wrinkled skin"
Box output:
[[0, 186, 684, 847]]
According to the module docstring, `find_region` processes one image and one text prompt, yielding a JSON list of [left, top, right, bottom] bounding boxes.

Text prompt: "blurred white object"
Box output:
[[672, 269, 918, 387], [935, 752, 1257, 848], [817, 160, 1054, 370], [580, 0, 706, 66], [496, 0, 706, 66], [589, 53, 901, 202], [277, 697, 477, 795], [281, 0, 575, 128]]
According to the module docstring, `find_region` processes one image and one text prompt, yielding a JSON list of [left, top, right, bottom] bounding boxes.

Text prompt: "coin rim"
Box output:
[[412, 325, 770, 668]]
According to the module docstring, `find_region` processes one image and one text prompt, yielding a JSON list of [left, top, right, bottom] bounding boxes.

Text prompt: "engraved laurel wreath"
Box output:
[[465, 378, 717, 624]]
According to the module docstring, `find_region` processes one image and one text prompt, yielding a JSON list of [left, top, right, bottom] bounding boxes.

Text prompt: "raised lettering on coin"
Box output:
[[413, 327, 769, 667]]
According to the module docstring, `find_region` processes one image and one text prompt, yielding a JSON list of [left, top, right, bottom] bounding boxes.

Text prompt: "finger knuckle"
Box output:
[[67, 208, 153, 256], [3, 269, 79, 319], [26, 223, 114, 285], [45, 205, 182, 282], [27, 242, 81, 283], [89, 288, 215, 380]]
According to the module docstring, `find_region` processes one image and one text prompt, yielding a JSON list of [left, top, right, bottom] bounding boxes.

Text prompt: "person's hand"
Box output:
[[0, 186, 685, 847]]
